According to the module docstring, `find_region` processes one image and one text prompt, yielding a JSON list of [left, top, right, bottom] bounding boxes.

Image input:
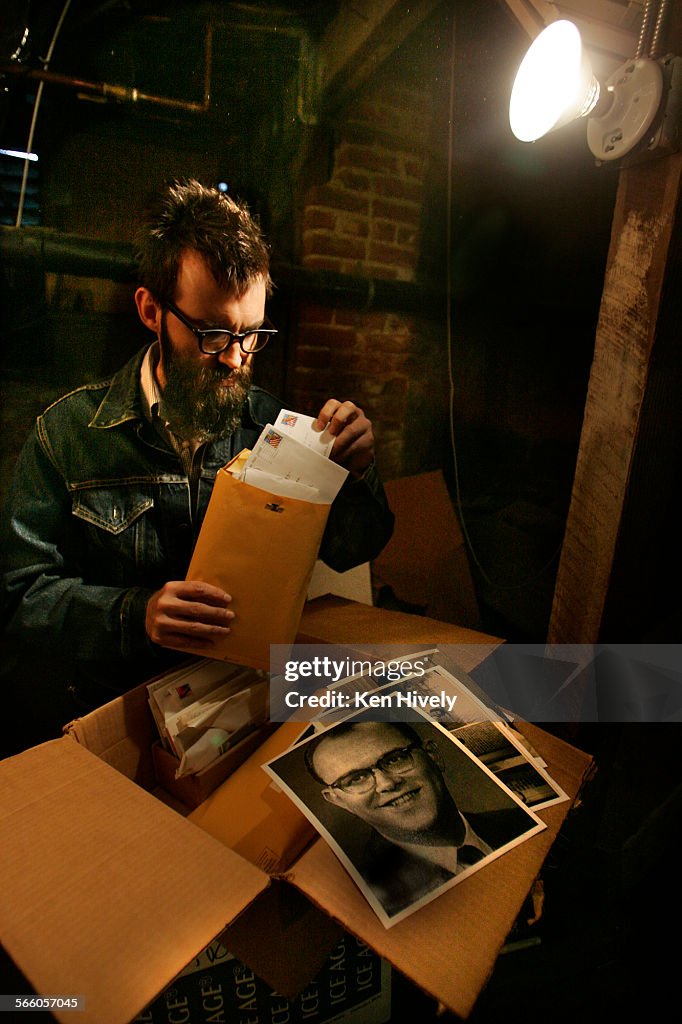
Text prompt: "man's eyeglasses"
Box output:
[[328, 743, 422, 795], [165, 301, 277, 356]]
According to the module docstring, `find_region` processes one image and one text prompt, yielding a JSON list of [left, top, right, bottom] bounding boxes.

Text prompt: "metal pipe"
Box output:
[[0, 227, 137, 280], [0, 226, 445, 317], [2, 22, 213, 116]]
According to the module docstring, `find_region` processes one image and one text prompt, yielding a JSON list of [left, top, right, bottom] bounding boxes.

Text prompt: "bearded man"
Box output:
[[1, 180, 393, 733]]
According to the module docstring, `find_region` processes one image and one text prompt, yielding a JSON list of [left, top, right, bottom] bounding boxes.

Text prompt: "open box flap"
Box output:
[[0, 738, 270, 1024], [286, 725, 593, 1019], [64, 678, 160, 789], [298, 597, 501, 671], [220, 878, 344, 998]]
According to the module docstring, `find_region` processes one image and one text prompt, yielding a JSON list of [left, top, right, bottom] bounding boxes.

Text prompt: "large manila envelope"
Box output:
[[184, 453, 330, 670]]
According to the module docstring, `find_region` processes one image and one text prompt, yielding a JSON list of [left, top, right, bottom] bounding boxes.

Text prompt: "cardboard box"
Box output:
[[0, 604, 592, 1024], [371, 471, 482, 629], [151, 724, 277, 810], [138, 932, 392, 1024]]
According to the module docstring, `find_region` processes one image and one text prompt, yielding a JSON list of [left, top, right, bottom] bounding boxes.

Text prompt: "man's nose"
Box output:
[[372, 767, 401, 792], [217, 341, 244, 370]]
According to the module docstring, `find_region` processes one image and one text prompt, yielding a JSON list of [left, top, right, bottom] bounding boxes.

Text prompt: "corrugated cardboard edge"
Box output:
[[0, 738, 271, 1024], [63, 679, 157, 789], [219, 878, 344, 998], [285, 725, 593, 1020], [297, 597, 501, 674]]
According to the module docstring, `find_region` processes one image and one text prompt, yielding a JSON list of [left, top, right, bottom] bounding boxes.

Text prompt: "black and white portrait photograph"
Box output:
[[264, 710, 546, 927]]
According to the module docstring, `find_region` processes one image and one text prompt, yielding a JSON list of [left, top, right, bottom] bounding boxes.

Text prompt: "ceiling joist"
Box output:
[[501, 0, 646, 74], [319, 0, 441, 117]]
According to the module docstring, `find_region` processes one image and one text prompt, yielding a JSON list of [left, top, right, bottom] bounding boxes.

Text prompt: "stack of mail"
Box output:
[[147, 659, 269, 777], [236, 408, 349, 503]]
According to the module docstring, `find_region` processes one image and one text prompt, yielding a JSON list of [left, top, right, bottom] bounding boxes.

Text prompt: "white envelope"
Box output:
[[241, 425, 348, 503], [274, 408, 334, 457]]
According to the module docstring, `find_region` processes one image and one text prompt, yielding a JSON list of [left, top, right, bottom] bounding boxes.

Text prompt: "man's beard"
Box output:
[[158, 316, 252, 443]]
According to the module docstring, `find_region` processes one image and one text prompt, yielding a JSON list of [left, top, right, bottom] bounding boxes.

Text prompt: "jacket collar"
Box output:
[[89, 343, 271, 434], [89, 347, 148, 429]]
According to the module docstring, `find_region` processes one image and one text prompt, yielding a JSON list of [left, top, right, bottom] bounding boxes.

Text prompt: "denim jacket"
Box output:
[[1, 347, 394, 689]]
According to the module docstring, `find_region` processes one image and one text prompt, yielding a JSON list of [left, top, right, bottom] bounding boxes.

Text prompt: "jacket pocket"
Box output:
[[71, 486, 154, 585], [72, 488, 153, 534]]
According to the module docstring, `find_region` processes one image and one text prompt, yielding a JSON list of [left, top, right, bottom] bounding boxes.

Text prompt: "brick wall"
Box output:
[[291, 73, 446, 481]]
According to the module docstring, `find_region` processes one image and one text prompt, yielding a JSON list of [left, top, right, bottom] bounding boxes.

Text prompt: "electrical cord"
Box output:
[[15, 0, 74, 228]]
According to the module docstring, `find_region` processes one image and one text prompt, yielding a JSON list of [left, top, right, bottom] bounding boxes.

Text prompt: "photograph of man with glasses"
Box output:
[[1, 180, 393, 739], [266, 715, 544, 925]]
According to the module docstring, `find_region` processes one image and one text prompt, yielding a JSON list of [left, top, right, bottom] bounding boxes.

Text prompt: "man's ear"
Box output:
[[321, 786, 346, 808], [135, 287, 162, 334], [423, 739, 445, 772]]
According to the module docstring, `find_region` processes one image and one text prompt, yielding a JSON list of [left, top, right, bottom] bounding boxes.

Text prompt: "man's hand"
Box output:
[[145, 580, 234, 651], [314, 399, 375, 477]]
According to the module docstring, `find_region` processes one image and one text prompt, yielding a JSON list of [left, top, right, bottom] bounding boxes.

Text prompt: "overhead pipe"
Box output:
[[0, 226, 445, 317], [1, 22, 213, 116]]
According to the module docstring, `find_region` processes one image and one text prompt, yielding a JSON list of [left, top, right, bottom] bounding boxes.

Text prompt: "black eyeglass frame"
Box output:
[[165, 300, 277, 355], [328, 742, 423, 794]]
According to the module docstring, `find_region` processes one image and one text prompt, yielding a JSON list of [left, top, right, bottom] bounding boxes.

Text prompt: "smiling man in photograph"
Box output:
[[1, 180, 394, 740], [304, 720, 533, 917]]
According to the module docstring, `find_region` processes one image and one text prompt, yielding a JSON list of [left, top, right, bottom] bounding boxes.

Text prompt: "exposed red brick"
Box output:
[[381, 377, 409, 397], [333, 308, 364, 328], [306, 184, 370, 215], [359, 311, 392, 331], [335, 168, 372, 193], [369, 240, 415, 265], [297, 302, 334, 325], [371, 220, 397, 243], [303, 208, 336, 231], [336, 144, 399, 175], [298, 324, 356, 351], [397, 225, 418, 247], [386, 313, 416, 333], [295, 72, 436, 480], [362, 263, 401, 280], [339, 259, 367, 276], [372, 198, 421, 225], [336, 213, 370, 238], [378, 408, 410, 429], [291, 366, 330, 386], [301, 255, 344, 273], [362, 352, 398, 376], [304, 231, 367, 261], [372, 175, 423, 204], [362, 332, 411, 354], [392, 265, 414, 282], [329, 348, 355, 374], [296, 346, 332, 369]]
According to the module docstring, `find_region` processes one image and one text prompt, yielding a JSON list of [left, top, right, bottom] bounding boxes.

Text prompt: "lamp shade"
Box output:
[[509, 20, 600, 142]]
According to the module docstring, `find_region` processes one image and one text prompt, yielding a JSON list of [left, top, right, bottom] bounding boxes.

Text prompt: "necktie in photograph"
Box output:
[[457, 844, 486, 869]]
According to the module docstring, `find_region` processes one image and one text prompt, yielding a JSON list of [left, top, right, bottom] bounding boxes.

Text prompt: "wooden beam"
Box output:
[[548, 2, 682, 644], [319, 0, 442, 117], [498, 0, 641, 72], [548, 152, 682, 642]]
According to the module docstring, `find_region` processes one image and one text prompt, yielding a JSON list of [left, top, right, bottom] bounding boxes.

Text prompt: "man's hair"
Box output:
[[304, 721, 422, 785], [135, 179, 272, 305]]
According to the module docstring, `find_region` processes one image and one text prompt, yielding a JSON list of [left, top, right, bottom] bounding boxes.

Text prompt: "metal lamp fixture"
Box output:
[[509, 11, 673, 162]]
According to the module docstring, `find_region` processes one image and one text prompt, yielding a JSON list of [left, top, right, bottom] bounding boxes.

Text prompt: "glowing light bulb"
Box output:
[[510, 20, 600, 142]]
